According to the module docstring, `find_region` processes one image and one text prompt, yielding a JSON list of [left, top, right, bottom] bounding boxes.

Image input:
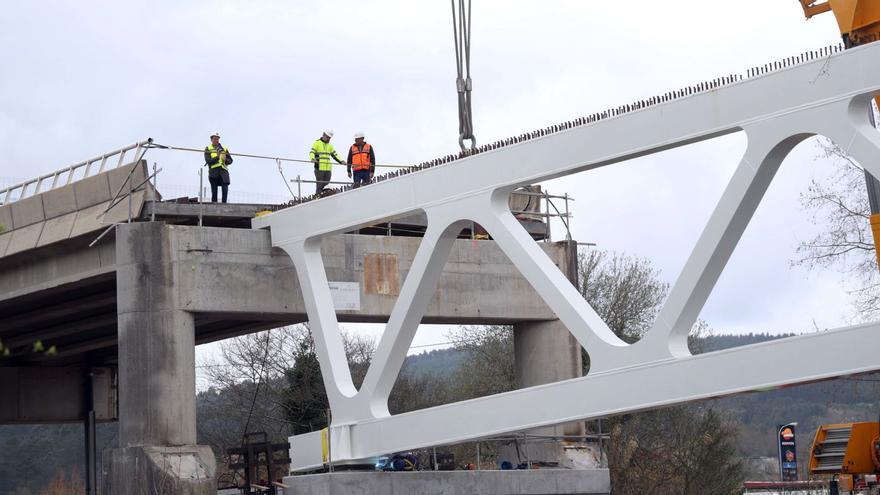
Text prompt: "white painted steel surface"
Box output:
[[253, 42, 880, 471]]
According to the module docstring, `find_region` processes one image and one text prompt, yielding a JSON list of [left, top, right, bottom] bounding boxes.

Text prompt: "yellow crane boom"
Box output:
[[799, 0, 880, 46]]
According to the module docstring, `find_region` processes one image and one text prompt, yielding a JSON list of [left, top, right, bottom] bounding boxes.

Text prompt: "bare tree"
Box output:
[[795, 137, 880, 318], [578, 249, 669, 343], [575, 250, 742, 492], [445, 325, 516, 400], [607, 406, 743, 495], [197, 325, 375, 451]]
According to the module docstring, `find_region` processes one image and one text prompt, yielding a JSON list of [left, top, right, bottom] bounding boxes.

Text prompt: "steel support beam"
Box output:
[[253, 42, 880, 471]]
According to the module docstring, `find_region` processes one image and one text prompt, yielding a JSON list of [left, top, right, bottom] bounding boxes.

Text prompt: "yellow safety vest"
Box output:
[[207, 144, 230, 171], [310, 140, 338, 172]]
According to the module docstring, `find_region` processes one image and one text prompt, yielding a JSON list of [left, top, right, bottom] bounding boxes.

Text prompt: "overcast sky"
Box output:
[[1, 1, 858, 370]]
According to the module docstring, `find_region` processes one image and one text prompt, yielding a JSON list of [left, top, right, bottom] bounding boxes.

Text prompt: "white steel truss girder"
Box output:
[[253, 42, 880, 471]]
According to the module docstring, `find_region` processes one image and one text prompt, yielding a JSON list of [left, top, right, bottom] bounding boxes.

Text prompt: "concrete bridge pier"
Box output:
[[508, 240, 586, 465], [103, 222, 215, 494]]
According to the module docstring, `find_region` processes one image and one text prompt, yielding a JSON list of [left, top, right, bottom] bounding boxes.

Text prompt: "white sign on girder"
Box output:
[[328, 282, 361, 311]]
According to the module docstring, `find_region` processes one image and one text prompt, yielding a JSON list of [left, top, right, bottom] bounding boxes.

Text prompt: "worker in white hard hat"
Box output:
[[347, 132, 375, 188], [309, 130, 344, 195], [204, 132, 233, 203]]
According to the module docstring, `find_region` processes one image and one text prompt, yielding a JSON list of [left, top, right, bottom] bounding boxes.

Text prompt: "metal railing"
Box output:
[[0, 139, 152, 204], [282, 184, 574, 241], [1, 137, 574, 242], [88, 161, 161, 248]]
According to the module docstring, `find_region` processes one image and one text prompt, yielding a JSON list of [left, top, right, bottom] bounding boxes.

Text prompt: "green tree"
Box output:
[[282, 338, 330, 435], [200, 325, 374, 447]]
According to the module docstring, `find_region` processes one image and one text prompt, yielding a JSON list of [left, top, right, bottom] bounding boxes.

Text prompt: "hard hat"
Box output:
[[323, 129, 334, 138], [354, 132, 365, 139], [210, 132, 221, 138]]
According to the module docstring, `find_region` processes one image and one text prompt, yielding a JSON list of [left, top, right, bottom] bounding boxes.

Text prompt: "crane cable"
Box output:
[[451, 0, 476, 152]]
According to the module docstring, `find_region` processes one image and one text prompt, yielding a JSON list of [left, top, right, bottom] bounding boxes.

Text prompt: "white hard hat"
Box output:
[[323, 129, 334, 138], [210, 132, 221, 138], [354, 132, 365, 139]]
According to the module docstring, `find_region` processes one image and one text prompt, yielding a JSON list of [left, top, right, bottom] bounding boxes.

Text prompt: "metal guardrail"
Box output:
[[0, 138, 152, 204]]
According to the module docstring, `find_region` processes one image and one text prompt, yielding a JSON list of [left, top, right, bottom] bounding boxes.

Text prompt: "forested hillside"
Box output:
[[2, 332, 878, 493]]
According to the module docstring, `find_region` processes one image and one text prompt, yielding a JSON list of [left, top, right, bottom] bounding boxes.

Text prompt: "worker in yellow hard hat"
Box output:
[[204, 132, 233, 203], [347, 132, 375, 188], [309, 130, 344, 195]]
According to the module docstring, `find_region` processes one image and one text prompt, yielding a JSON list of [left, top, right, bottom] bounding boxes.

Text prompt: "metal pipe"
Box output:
[[88, 223, 120, 248], [508, 208, 568, 216], [198, 168, 204, 227], [289, 179, 352, 185], [104, 168, 162, 215], [484, 433, 609, 441], [564, 192, 571, 241], [296, 175, 302, 199], [544, 191, 551, 242], [127, 169, 132, 223], [510, 190, 574, 200], [327, 409, 333, 473], [151, 163, 157, 222], [84, 371, 96, 495], [105, 146, 151, 216]]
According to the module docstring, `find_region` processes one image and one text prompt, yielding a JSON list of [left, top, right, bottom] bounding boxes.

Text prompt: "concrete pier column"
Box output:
[[513, 320, 584, 437], [505, 241, 585, 466], [103, 222, 215, 494]]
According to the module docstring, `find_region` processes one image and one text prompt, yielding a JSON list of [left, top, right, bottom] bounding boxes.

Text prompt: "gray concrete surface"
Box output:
[[103, 445, 216, 495], [116, 222, 198, 447], [7, 222, 44, 256], [0, 203, 13, 232], [0, 366, 115, 423], [0, 160, 151, 258], [104, 222, 211, 494], [10, 195, 45, 228], [504, 318, 586, 466], [42, 184, 78, 219], [0, 224, 572, 368], [283, 470, 610, 495]]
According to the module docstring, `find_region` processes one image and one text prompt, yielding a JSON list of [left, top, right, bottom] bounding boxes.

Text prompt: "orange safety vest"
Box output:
[[350, 143, 372, 171]]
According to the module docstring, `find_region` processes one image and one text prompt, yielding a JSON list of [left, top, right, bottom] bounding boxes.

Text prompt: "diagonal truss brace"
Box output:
[[254, 42, 880, 471]]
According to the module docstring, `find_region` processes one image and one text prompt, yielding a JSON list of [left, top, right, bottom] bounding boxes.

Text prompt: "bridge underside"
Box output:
[[0, 225, 566, 368]]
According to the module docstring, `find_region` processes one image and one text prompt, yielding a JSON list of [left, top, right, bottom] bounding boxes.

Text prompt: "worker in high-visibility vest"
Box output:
[[309, 130, 344, 195], [204, 132, 234, 203], [347, 132, 375, 188]]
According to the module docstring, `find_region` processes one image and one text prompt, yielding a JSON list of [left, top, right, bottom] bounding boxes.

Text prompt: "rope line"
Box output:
[[146, 142, 410, 169]]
